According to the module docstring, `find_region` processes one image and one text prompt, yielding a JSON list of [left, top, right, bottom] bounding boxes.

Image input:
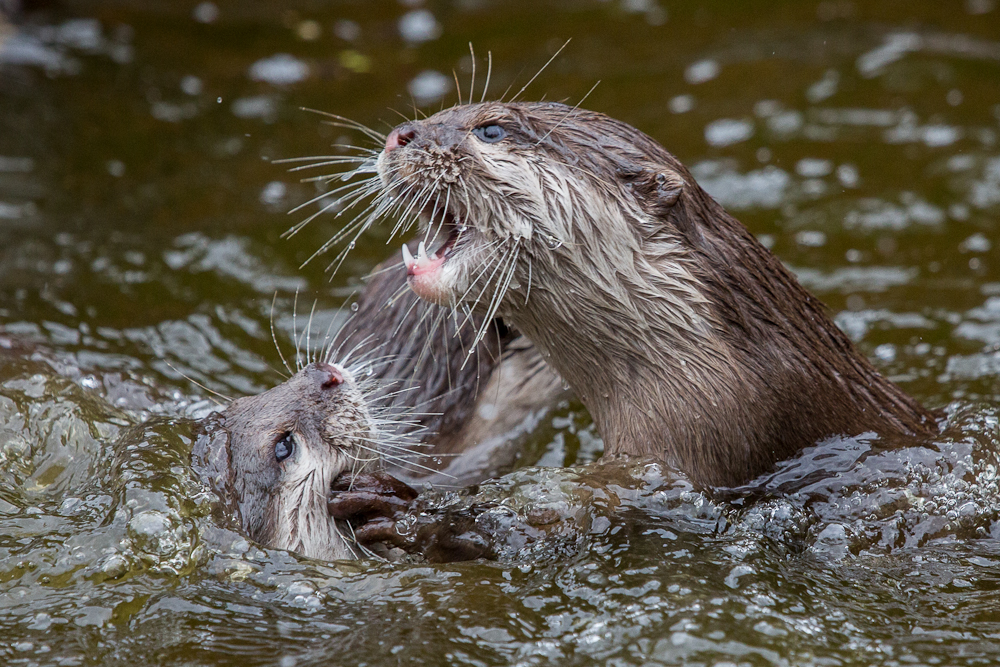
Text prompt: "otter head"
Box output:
[[376, 102, 727, 445], [218, 361, 378, 560], [375, 102, 712, 348], [377, 102, 689, 319]]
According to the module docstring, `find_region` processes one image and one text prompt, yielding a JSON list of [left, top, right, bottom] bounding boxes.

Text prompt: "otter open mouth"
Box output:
[[401, 203, 464, 286]]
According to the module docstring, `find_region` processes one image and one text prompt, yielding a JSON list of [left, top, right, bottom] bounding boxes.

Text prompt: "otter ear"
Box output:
[[651, 172, 684, 207], [616, 164, 684, 215]]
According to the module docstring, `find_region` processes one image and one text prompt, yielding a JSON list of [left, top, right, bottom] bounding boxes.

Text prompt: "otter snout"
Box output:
[[313, 361, 345, 389], [383, 120, 470, 157], [385, 125, 417, 152], [214, 358, 383, 561]]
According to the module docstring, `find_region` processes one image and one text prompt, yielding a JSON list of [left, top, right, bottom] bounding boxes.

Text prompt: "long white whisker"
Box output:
[[300, 108, 387, 142], [525, 251, 533, 305], [291, 289, 302, 370], [468, 42, 476, 106], [535, 79, 601, 146], [481, 51, 493, 104], [302, 299, 318, 365], [270, 292, 294, 377], [281, 157, 376, 172], [510, 38, 571, 103], [456, 241, 514, 331], [464, 244, 520, 367], [286, 177, 377, 218]]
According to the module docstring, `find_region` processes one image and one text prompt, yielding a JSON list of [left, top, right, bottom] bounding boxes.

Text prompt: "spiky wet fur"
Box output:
[[328, 251, 569, 482]]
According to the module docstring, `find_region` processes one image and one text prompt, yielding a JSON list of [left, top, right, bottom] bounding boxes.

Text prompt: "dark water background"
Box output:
[[2, 0, 1000, 664]]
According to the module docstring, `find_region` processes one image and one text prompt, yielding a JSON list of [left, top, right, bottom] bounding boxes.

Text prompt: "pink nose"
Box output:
[[315, 362, 344, 389], [385, 125, 416, 152]]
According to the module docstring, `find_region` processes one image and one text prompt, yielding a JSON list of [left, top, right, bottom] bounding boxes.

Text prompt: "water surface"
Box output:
[[2, 1, 1000, 664]]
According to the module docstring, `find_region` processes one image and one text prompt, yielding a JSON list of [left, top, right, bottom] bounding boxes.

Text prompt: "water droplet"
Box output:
[[546, 235, 563, 249], [348, 241, 356, 250], [350, 302, 359, 312], [561, 380, 570, 391]]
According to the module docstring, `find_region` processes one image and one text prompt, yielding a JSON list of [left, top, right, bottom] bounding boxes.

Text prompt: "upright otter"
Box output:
[[374, 102, 939, 488]]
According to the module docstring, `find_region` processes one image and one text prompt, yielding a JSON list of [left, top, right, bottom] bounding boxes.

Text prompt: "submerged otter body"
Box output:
[[331, 247, 568, 484], [375, 101, 939, 488]]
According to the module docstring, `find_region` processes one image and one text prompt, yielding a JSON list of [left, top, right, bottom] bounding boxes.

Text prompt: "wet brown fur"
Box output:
[[332, 245, 566, 459], [194, 252, 568, 559]]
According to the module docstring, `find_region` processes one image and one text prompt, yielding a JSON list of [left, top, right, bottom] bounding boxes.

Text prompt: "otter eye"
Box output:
[[274, 433, 294, 462], [473, 124, 506, 143]]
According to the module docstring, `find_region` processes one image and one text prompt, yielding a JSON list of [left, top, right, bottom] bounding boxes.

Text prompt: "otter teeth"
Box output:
[[418, 240, 439, 261], [402, 241, 441, 272]]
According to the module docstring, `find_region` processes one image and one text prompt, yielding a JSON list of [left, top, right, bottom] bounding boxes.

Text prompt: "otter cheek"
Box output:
[[375, 150, 392, 187]]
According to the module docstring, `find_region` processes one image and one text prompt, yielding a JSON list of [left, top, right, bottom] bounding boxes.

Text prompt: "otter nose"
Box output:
[[385, 125, 417, 152], [314, 362, 344, 389]]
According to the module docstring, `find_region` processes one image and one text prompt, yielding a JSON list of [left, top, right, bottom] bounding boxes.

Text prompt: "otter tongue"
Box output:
[[402, 241, 446, 277]]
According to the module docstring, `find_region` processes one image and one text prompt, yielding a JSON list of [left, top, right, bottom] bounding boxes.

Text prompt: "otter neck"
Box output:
[[503, 259, 761, 488], [499, 182, 936, 488]]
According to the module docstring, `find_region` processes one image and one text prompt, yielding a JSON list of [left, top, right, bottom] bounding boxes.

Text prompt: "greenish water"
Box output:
[[2, 1, 1000, 664]]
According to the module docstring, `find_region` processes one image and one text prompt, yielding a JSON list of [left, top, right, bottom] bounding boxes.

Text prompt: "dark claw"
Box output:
[[352, 517, 409, 548], [417, 523, 490, 562], [331, 471, 417, 501]]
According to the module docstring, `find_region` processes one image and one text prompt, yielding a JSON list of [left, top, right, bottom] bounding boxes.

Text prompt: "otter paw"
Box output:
[[328, 471, 418, 548]]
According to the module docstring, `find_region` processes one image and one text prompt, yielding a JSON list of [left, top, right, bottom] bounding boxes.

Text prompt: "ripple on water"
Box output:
[[791, 265, 918, 293], [692, 160, 791, 209], [5, 329, 1000, 664], [954, 296, 1000, 345], [3, 4, 1000, 663]]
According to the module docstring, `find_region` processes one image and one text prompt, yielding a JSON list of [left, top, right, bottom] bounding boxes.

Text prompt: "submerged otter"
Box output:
[[191, 257, 565, 561], [194, 361, 388, 560], [374, 101, 939, 488]]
